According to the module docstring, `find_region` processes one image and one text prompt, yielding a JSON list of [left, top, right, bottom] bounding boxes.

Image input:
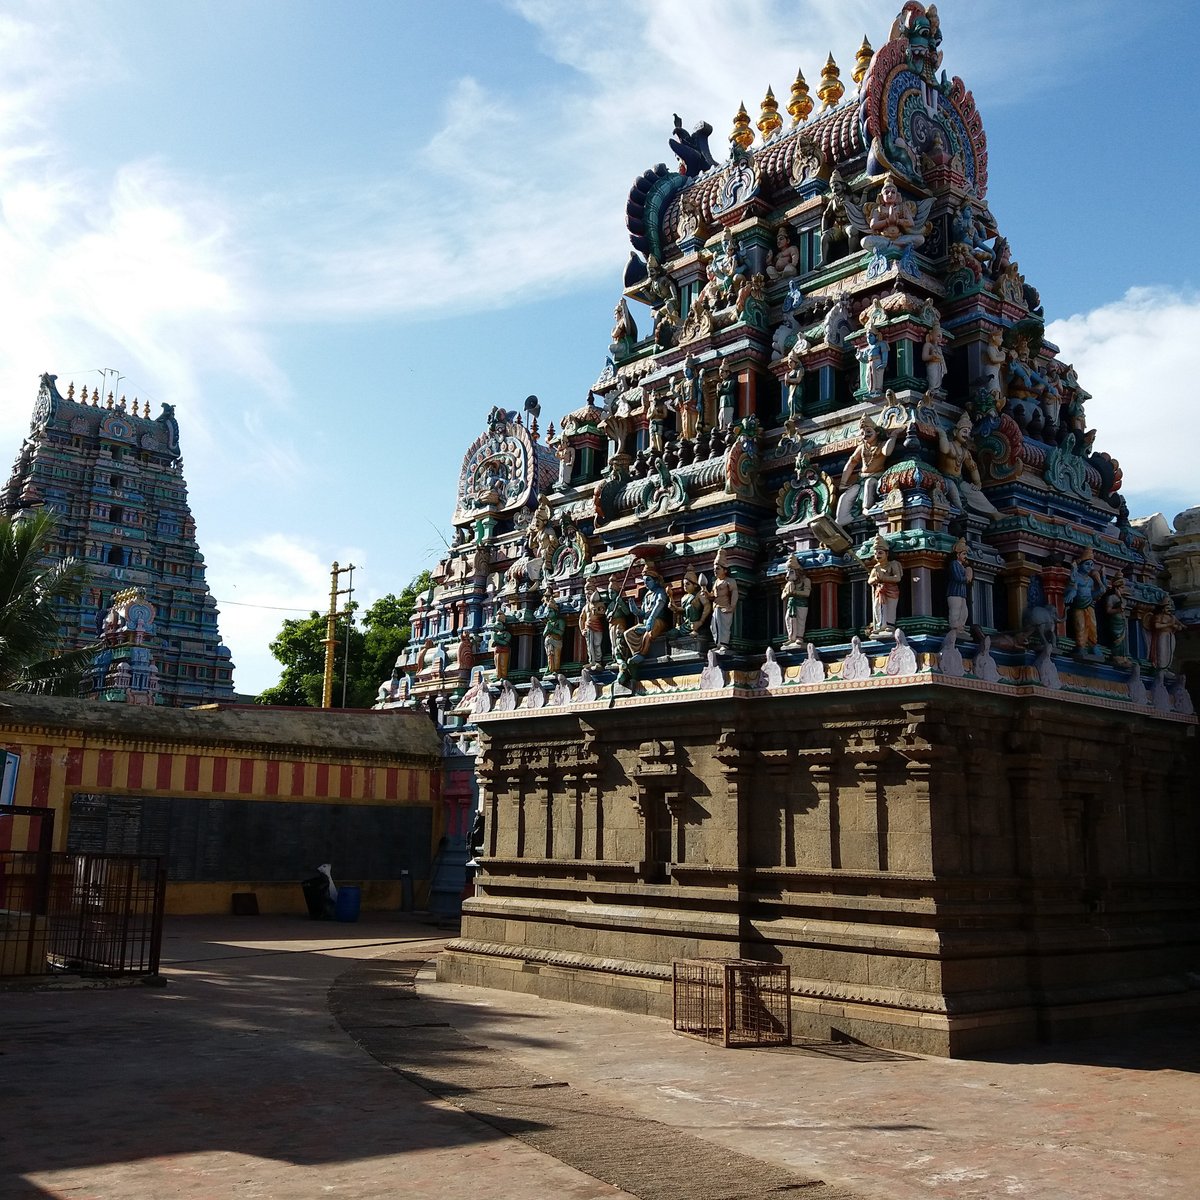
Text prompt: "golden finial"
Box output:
[[853, 36, 873, 86], [757, 86, 783, 141], [142, 400, 150, 417], [91, 387, 99, 405], [106, 391, 114, 409], [730, 101, 754, 151], [118, 394, 126, 410], [67, 382, 75, 400], [787, 69, 813, 125], [817, 53, 844, 110]]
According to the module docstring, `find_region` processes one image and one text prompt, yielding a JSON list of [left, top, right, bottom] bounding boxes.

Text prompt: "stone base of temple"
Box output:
[[436, 679, 1199, 1057]]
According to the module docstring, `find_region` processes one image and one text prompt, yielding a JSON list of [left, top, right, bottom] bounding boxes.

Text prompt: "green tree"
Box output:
[[256, 570, 432, 707], [0, 509, 94, 693]]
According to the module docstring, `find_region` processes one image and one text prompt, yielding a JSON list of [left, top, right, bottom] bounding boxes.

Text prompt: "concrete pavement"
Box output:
[[2, 914, 1198, 1199]]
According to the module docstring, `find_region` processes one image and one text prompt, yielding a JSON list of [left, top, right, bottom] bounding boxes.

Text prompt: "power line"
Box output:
[[216, 599, 317, 612]]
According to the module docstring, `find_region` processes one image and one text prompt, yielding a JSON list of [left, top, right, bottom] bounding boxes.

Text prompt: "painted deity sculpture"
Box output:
[[820, 173, 854, 263], [946, 538, 972, 634], [860, 175, 931, 251], [781, 343, 806, 423], [937, 413, 999, 518], [922, 320, 947, 396], [624, 568, 672, 659], [716, 360, 737, 430], [780, 555, 812, 649], [677, 567, 713, 640], [611, 297, 638, 345], [858, 330, 888, 395], [647, 393, 668, 455], [489, 602, 515, 679], [868, 535, 903, 636], [1146, 596, 1184, 671], [537, 591, 566, 673], [836, 412, 900, 524], [1104, 572, 1130, 665], [1064, 547, 1104, 657], [709, 550, 740, 654], [583, 589, 606, 669], [765, 225, 800, 280]]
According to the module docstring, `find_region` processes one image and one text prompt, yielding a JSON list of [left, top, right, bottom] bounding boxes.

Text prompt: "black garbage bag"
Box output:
[[301, 875, 333, 920]]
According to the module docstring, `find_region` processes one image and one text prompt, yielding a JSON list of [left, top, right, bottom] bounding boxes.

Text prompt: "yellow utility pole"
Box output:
[[321, 561, 356, 709]]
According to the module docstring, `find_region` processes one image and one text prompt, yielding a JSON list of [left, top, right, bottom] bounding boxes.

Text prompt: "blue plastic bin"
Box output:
[[334, 885, 361, 923]]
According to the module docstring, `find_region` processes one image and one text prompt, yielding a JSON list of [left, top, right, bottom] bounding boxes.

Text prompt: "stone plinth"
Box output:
[[438, 679, 1199, 1056]]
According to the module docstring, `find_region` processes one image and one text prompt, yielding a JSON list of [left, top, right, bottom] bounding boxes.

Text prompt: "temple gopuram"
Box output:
[[404, 5, 1199, 1054], [2, 374, 235, 706]]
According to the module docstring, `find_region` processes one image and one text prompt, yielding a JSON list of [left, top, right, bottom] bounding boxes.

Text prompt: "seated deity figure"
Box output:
[[865, 175, 926, 249], [623, 568, 672, 659], [765, 226, 800, 280], [676, 567, 712, 640], [936, 413, 999, 518], [835, 412, 900, 524]]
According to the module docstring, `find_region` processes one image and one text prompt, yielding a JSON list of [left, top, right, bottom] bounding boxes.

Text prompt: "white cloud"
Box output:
[[204, 532, 347, 696], [1048, 286, 1199, 522]]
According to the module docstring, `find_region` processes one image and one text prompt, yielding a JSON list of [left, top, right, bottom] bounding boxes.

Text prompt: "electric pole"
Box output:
[[322, 561, 356, 709]]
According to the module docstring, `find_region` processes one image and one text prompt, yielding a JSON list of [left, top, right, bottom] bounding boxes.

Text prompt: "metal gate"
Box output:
[[0, 806, 166, 978]]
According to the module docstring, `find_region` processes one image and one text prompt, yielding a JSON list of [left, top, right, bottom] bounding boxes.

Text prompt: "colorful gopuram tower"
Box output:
[[1, 374, 235, 706], [415, 5, 1198, 1053]]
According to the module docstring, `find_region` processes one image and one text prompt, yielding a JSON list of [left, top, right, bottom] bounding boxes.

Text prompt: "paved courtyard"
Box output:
[[2, 914, 1197, 1199]]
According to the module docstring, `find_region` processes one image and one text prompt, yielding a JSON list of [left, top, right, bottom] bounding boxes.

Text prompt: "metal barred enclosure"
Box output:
[[672, 958, 792, 1048], [0, 847, 166, 979]]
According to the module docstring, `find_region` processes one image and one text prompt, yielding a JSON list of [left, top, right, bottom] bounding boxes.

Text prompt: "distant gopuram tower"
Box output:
[[1, 373, 235, 706]]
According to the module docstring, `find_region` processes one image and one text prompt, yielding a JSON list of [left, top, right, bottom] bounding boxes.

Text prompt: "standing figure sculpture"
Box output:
[[537, 591, 566, 674], [1064, 547, 1104, 657], [1104, 572, 1130, 665], [709, 550, 740, 654], [1145, 596, 1184, 671], [946, 538, 972, 634], [780, 555, 812, 649], [646, 392, 668, 455], [922, 320, 947, 396], [858, 330, 888, 395], [868, 536, 903, 636], [489, 601, 515, 679], [583, 589, 606, 669], [781, 343, 806, 423], [716, 360, 737, 430]]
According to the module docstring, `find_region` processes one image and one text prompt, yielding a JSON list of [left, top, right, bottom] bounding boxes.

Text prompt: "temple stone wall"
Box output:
[[440, 682, 1199, 1055]]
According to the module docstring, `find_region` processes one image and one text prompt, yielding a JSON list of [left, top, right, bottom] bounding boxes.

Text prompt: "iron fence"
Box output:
[[0, 849, 166, 979]]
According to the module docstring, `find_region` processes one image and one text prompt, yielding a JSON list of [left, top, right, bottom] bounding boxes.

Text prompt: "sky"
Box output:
[[0, 0, 1196, 695]]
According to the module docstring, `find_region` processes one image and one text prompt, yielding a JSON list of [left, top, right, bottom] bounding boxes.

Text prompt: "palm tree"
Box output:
[[0, 509, 95, 693]]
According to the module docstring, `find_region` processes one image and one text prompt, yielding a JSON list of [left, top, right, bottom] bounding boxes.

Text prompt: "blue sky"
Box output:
[[0, 0, 1196, 694]]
